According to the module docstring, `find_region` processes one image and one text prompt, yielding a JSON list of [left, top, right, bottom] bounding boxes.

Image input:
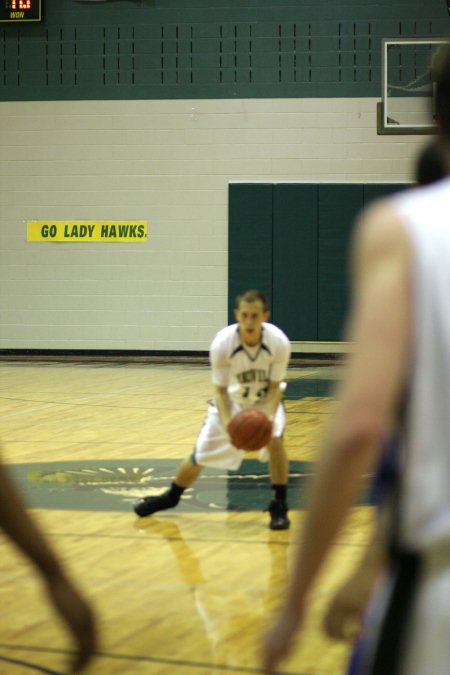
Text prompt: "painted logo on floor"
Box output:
[[8, 459, 373, 512]]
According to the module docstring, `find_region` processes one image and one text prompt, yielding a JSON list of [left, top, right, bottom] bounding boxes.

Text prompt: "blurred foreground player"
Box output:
[[415, 137, 447, 187], [134, 289, 292, 530], [263, 43, 450, 675], [0, 448, 97, 673], [321, 134, 450, 675]]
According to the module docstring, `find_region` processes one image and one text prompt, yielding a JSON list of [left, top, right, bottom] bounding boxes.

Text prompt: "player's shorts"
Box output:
[[192, 401, 286, 470], [400, 565, 450, 675], [352, 538, 450, 675]]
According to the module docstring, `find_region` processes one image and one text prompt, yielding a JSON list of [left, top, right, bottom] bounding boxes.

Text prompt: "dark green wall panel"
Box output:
[[363, 183, 408, 206], [317, 184, 364, 341], [272, 184, 318, 340], [228, 182, 409, 342], [228, 184, 273, 323], [1, 0, 447, 101]]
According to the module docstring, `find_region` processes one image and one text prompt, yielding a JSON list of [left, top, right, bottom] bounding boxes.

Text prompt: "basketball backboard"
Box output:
[[378, 37, 448, 135]]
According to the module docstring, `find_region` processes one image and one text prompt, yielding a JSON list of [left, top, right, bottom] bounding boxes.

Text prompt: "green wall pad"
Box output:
[[229, 182, 406, 341]]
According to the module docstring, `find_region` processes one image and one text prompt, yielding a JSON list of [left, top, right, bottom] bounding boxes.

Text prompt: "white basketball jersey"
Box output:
[[393, 177, 450, 548], [210, 322, 291, 407]]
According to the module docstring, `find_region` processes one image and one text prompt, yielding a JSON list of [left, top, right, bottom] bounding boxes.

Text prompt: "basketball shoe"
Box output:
[[266, 499, 290, 530], [134, 490, 179, 517]]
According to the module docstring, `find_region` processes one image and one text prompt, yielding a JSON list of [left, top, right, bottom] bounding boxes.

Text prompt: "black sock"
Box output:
[[168, 481, 186, 505], [272, 484, 287, 502]]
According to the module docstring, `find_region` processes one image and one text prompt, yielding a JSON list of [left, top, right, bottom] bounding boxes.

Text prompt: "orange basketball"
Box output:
[[227, 408, 273, 451]]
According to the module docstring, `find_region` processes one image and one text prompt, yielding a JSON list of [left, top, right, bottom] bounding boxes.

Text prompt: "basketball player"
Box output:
[[321, 135, 449, 675], [134, 289, 292, 530], [0, 448, 96, 672], [262, 43, 450, 675]]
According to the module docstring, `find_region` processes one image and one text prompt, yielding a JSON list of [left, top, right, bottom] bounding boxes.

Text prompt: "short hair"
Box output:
[[431, 42, 450, 139], [415, 139, 447, 185], [235, 289, 269, 311]]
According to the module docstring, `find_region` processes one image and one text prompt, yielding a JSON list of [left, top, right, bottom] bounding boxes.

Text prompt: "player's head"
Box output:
[[235, 289, 269, 312], [432, 42, 450, 141], [234, 289, 270, 346], [415, 139, 447, 185]]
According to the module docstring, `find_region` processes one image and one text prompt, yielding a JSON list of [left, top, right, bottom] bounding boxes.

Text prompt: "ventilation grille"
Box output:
[[0, 20, 440, 99]]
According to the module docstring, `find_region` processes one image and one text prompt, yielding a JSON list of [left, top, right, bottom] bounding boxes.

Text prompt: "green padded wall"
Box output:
[[317, 184, 364, 341], [228, 184, 273, 323], [272, 184, 318, 340], [1, 0, 447, 101], [229, 182, 408, 342], [364, 184, 408, 204]]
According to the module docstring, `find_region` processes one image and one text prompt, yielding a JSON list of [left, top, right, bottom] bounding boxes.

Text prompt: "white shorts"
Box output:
[[193, 402, 286, 470], [359, 555, 450, 675], [400, 565, 450, 675]]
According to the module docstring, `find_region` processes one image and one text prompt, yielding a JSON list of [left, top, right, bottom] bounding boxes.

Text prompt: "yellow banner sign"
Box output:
[[27, 221, 148, 242]]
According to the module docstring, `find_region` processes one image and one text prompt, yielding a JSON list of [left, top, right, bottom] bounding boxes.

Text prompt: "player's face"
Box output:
[[235, 300, 270, 346]]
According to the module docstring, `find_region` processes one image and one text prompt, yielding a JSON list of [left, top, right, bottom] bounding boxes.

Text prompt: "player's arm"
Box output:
[[254, 380, 285, 417], [0, 452, 97, 672], [324, 510, 386, 640], [214, 384, 233, 427], [255, 337, 291, 417], [262, 201, 411, 673], [210, 334, 234, 428]]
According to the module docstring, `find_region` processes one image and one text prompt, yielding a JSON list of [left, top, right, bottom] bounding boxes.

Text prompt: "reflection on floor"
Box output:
[[0, 360, 371, 674]]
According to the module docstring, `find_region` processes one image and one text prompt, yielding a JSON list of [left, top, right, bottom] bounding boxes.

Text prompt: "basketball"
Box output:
[[227, 408, 273, 451]]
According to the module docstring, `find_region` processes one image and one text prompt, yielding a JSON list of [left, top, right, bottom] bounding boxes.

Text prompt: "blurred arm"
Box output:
[[0, 453, 97, 672], [324, 512, 386, 640], [262, 201, 411, 672]]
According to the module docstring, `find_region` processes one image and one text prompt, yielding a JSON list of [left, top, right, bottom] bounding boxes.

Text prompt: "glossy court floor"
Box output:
[[0, 359, 374, 675]]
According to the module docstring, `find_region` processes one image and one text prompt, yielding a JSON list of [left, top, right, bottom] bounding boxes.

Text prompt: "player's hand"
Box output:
[[262, 604, 303, 674], [323, 576, 366, 641], [46, 573, 97, 672]]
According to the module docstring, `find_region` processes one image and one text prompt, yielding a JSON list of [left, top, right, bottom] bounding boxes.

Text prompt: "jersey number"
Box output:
[[241, 385, 269, 399]]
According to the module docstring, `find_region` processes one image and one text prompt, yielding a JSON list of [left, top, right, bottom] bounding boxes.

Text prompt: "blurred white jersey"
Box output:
[[393, 178, 450, 550], [388, 178, 450, 675], [210, 322, 291, 408]]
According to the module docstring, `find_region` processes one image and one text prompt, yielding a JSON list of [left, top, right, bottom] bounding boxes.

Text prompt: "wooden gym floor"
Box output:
[[0, 360, 374, 674]]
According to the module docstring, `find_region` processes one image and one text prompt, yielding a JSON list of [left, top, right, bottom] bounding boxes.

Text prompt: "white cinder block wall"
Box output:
[[0, 98, 425, 351]]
